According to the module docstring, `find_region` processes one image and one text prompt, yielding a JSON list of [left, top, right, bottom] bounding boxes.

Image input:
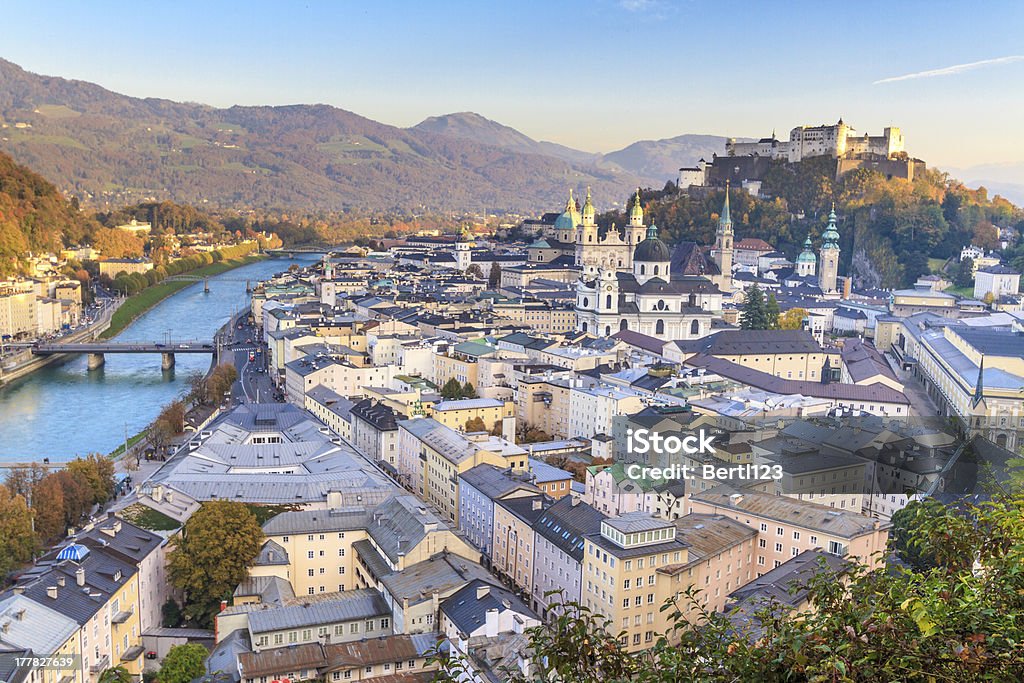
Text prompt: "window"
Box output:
[[381, 618, 390, 629], [758, 539, 766, 548], [308, 569, 315, 577], [775, 543, 783, 553], [793, 531, 800, 540]]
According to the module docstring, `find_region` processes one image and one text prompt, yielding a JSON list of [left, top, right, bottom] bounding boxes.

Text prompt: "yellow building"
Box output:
[[515, 376, 572, 439], [397, 418, 528, 524], [432, 351, 480, 389], [669, 329, 838, 382], [428, 398, 514, 432], [581, 512, 759, 653], [491, 301, 577, 334], [98, 258, 154, 278]]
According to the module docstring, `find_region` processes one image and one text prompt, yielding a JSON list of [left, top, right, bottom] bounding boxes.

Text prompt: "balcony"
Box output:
[[90, 655, 110, 674]]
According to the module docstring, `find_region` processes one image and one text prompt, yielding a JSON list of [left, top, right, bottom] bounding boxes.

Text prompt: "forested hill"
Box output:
[[602, 157, 1024, 288], [0, 149, 98, 275], [0, 58, 641, 213]]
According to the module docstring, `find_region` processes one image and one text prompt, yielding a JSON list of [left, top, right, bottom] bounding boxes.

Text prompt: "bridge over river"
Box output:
[[32, 341, 216, 370]]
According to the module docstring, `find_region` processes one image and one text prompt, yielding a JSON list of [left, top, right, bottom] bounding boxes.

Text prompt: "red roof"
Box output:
[[734, 238, 774, 252]]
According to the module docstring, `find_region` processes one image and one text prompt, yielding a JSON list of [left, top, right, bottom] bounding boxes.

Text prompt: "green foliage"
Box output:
[[601, 161, 1022, 290], [167, 500, 263, 627], [98, 667, 133, 683], [437, 493, 1024, 682], [461, 382, 478, 399], [157, 644, 208, 683], [465, 263, 484, 279], [161, 598, 184, 628], [740, 285, 771, 330], [778, 307, 807, 330], [440, 378, 464, 400], [488, 261, 501, 289], [954, 257, 974, 289]]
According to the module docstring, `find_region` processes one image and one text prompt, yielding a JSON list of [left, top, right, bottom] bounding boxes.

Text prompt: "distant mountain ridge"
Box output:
[[412, 112, 733, 185], [0, 58, 730, 213]]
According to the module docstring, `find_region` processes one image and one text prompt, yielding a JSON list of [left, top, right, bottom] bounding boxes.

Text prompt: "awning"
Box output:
[[121, 646, 145, 662]]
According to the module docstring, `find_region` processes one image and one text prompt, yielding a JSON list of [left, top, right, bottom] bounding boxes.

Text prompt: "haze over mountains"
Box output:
[[0, 59, 728, 214]]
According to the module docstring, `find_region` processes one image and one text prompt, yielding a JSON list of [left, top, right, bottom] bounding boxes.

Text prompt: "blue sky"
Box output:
[[2, 0, 1023, 168]]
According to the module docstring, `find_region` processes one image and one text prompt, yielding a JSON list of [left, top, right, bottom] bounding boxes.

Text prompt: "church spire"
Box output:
[[582, 186, 595, 226], [719, 181, 732, 233], [629, 188, 644, 227]]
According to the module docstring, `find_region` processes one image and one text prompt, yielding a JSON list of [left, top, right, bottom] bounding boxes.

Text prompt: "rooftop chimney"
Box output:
[[532, 499, 542, 511], [47, 586, 58, 599], [75, 567, 85, 587], [476, 585, 490, 600], [57, 576, 66, 587]]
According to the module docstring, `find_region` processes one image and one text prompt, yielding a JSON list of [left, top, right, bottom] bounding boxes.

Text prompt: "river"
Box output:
[[0, 255, 316, 463]]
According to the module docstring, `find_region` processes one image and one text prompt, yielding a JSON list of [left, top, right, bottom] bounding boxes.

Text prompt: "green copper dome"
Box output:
[[554, 210, 576, 232], [798, 233, 816, 263], [822, 207, 840, 247]]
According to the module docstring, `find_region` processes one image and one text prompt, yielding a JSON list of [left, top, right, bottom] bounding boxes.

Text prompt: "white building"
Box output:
[[974, 265, 1020, 300]]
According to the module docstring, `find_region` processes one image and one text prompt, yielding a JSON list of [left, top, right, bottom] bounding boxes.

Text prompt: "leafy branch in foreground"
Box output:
[[432, 494, 1024, 682]]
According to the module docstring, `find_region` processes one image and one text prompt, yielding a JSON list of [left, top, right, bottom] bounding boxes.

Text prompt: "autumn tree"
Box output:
[[65, 454, 115, 506], [157, 644, 208, 683], [0, 487, 36, 577], [167, 500, 263, 627], [32, 475, 67, 542], [778, 308, 808, 330], [464, 416, 487, 433], [206, 364, 238, 403]]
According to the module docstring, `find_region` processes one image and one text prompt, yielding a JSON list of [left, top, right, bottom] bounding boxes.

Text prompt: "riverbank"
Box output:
[[100, 253, 265, 339]]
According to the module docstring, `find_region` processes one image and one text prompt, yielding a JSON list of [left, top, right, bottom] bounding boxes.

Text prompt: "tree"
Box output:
[[0, 487, 36, 577], [765, 293, 780, 329], [433, 491, 1024, 682], [954, 257, 974, 289], [739, 285, 768, 330], [488, 261, 501, 289], [167, 500, 263, 627], [461, 382, 478, 399], [440, 378, 463, 401], [65, 454, 115, 506], [52, 470, 92, 527], [161, 598, 184, 628], [32, 475, 67, 542], [778, 308, 808, 330], [206, 364, 238, 403], [464, 416, 487, 433], [465, 263, 484, 279], [157, 644, 208, 683], [98, 667, 133, 683]]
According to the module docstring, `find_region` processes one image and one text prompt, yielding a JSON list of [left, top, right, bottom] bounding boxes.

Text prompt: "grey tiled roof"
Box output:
[[440, 579, 536, 636], [532, 497, 605, 562], [247, 589, 389, 633]]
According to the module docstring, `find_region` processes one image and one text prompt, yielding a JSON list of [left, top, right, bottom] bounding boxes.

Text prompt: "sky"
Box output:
[[1, 0, 1023, 170]]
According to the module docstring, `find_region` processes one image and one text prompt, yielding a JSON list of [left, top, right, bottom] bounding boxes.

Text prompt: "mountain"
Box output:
[[0, 59, 641, 214], [602, 134, 740, 183], [411, 112, 598, 165], [0, 149, 97, 275], [411, 112, 733, 186]]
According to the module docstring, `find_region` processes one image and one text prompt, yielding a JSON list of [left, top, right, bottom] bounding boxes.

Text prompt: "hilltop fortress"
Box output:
[[726, 119, 904, 163]]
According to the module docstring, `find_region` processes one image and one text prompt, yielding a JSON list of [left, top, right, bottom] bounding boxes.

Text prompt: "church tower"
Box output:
[[576, 187, 599, 264], [554, 189, 578, 244], [626, 188, 647, 247], [713, 182, 734, 290], [455, 227, 472, 272], [818, 204, 841, 294], [796, 232, 817, 277]]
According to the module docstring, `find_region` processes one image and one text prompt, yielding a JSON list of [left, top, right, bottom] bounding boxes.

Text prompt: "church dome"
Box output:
[[798, 234, 817, 263], [633, 224, 671, 262], [821, 205, 840, 247], [554, 210, 576, 232]]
